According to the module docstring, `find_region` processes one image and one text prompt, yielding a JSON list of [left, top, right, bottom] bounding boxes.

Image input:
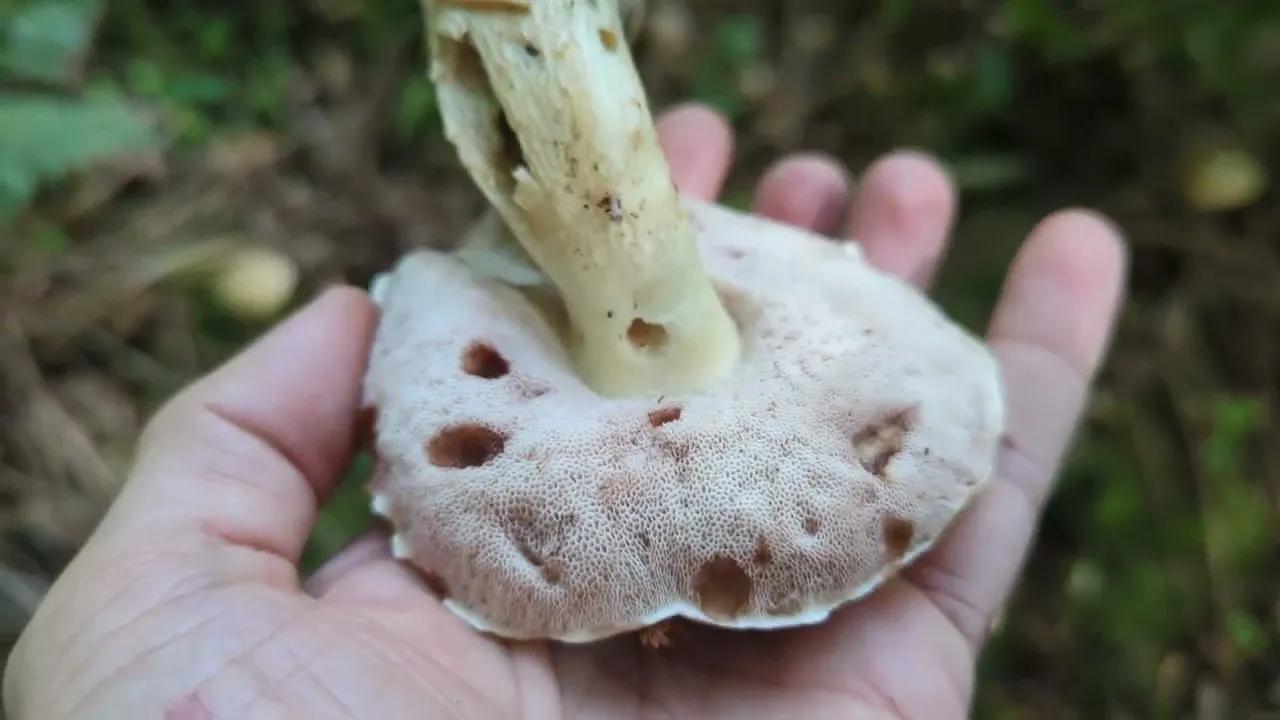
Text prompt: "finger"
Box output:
[[303, 529, 390, 596], [95, 286, 379, 569], [751, 153, 851, 234], [906, 209, 1127, 653], [308, 531, 506, 664], [655, 102, 734, 200], [845, 150, 956, 288], [304, 527, 436, 606]]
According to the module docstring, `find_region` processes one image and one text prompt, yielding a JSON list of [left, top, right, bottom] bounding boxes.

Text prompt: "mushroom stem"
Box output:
[[423, 0, 741, 397]]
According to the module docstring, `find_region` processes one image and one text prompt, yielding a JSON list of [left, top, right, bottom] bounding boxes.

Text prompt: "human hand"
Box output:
[[2, 104, 1126, 720]]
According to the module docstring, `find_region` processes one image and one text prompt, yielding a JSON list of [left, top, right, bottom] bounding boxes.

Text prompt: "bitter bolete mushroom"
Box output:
[[359, 0, 1006, 643]]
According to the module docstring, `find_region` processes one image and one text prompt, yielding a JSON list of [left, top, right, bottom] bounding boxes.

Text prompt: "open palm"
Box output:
[[3, 105, 1125, 720]]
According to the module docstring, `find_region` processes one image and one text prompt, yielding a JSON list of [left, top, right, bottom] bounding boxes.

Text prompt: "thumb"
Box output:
[[92, 285, 379, 566]]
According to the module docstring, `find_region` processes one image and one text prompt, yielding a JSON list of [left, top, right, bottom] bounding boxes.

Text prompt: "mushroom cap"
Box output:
[[361, 196, 1005, 643]]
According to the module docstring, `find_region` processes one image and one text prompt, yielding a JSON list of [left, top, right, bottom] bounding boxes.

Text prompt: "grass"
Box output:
[[2, 0, 1279, 716]]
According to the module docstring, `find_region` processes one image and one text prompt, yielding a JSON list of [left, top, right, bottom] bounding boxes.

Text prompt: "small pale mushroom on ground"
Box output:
[[359, 0, 1006, 644]]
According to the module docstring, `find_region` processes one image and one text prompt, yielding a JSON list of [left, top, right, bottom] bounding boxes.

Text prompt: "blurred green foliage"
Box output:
[[0, 0, 161, 222]]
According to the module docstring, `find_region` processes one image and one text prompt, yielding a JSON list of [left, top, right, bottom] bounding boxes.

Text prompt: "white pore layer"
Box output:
[[360, 196, 1006, 643]]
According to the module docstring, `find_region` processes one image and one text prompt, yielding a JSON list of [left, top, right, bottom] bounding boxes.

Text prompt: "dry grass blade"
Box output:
[[0, 314, 120, 560]]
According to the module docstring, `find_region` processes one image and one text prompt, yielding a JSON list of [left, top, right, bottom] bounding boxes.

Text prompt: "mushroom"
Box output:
[[359, 0, 1006, 643]]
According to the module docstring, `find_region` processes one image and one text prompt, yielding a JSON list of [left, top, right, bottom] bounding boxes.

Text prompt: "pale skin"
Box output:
[[2, 104, 1127, 719]]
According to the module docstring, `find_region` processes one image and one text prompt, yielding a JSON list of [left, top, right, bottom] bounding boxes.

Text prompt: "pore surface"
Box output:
[[361, 197, 1005, 642]]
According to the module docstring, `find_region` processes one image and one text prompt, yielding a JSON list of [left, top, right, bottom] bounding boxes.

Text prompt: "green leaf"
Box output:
[[998, 0, 1097, 63], [721, 188, 752, 211], [197, 18, 233, 60], [1225, 610, 1269, 657], [714, 15, 765, 64], [875, 0, 916, 35], [690, 14, 766, 121], [1203, 394, 1264, 478], [970, 43, 1014, 115], [0, 93, 161, 224], [690, 69, 744, 121], [392, 74, 439, 145], [301, 452, 376, 573], [123, 59, 167, 98], [165, 72, 235, 106], [1203, 478, 1272, 575], [30, 224, 69, 254], [3, 0, 103, 85]]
